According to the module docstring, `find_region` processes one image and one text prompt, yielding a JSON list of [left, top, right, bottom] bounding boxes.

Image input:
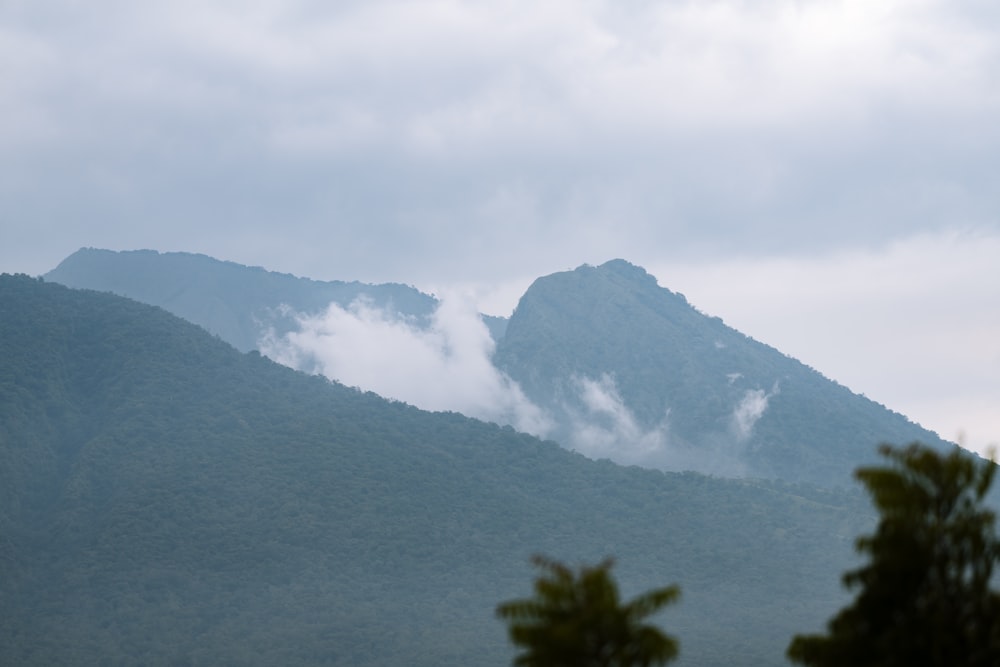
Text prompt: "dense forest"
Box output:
[[0, 274, 875, 666]]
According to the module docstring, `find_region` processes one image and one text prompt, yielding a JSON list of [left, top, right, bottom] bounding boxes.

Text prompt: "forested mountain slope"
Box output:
[[494, 259, 948, 486], [0, 274, 871, 666]]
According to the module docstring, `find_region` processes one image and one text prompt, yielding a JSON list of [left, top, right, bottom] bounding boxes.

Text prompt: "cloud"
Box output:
[[559, 373, 751, 477], [261, 309, 759, 474], [258, 293, 552, 436], [3, 0, 1000, 283], [261, 307, 765, 475], [731, 385, 779, 442], [563, 373, 672, 466]]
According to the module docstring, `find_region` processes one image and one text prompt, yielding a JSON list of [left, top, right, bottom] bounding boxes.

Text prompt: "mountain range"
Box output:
[[1, 273, 873, 666], [46, 248, 948, 487]]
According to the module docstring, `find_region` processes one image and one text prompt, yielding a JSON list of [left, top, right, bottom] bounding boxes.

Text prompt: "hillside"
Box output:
[[0, 274, 873, 667], [493, 260, 948, 486]]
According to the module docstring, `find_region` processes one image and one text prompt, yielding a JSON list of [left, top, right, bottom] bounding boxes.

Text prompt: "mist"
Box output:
[[259, 299, 693, 468], [564, 373, 672, 466], [259, 294, 552, 437], [732, 384, 779, 442], [554, 373, 759, 478], [259, 294, 786, 480]]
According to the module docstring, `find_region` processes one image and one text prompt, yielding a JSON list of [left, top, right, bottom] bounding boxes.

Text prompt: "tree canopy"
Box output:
[[787, 442, 1000, 666], [497, 555, 680, 667]]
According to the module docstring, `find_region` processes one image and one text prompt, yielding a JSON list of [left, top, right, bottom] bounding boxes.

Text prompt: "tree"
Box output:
[[788, 442, 1000, 666], [496, 555, 680, 667]]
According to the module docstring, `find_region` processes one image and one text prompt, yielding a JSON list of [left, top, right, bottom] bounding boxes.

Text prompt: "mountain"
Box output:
[[45, 250, 947, 487], [493, 259, 949, 486], [0, 274, 872, 667], [44, 248, 509, 351]]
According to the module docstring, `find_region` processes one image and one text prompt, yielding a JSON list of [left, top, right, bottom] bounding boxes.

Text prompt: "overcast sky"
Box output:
[[3, 0, 998, 453]]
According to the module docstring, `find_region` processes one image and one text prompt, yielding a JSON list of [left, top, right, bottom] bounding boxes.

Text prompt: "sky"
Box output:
[[2, 0, 998, 454]]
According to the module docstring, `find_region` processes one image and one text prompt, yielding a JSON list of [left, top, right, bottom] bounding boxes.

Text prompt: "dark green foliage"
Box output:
[[494, 260, 948, 486], [787, 443, 1000, 666], [0, 274, 873, 666], [498, 556, 679, 667]]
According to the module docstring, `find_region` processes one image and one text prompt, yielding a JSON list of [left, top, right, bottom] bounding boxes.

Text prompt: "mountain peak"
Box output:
[[592, 259, 690, 305], [596, 257, 652, 279], [574, 258, 656, 287], [496, 259, 945, 484], [515, 259, 688, 316]]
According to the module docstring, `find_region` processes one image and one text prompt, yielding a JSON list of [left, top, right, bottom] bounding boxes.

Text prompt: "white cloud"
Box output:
[[731, 385, 778, 442], [258, 293, 552, 436], [560, 373, 756, 477], [564, 373, 671, 465], [420, 276, 534, 319]]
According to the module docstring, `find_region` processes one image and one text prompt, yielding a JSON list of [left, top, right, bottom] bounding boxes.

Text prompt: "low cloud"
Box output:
[[262, 307, 775, 477], [564, 373, 671, 466], [561, 373, 751, 477], [259, 294, 552, 436], [731, 384, 779, 442]]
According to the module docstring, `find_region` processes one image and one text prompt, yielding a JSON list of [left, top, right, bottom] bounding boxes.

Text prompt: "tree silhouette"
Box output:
[[788, 442, 1000, 667], [497, 555, 680, 667]]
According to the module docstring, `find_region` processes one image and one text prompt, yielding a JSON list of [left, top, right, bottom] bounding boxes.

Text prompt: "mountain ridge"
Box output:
[[45, 248, 513, 350], [42, 249, 948, 487]]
